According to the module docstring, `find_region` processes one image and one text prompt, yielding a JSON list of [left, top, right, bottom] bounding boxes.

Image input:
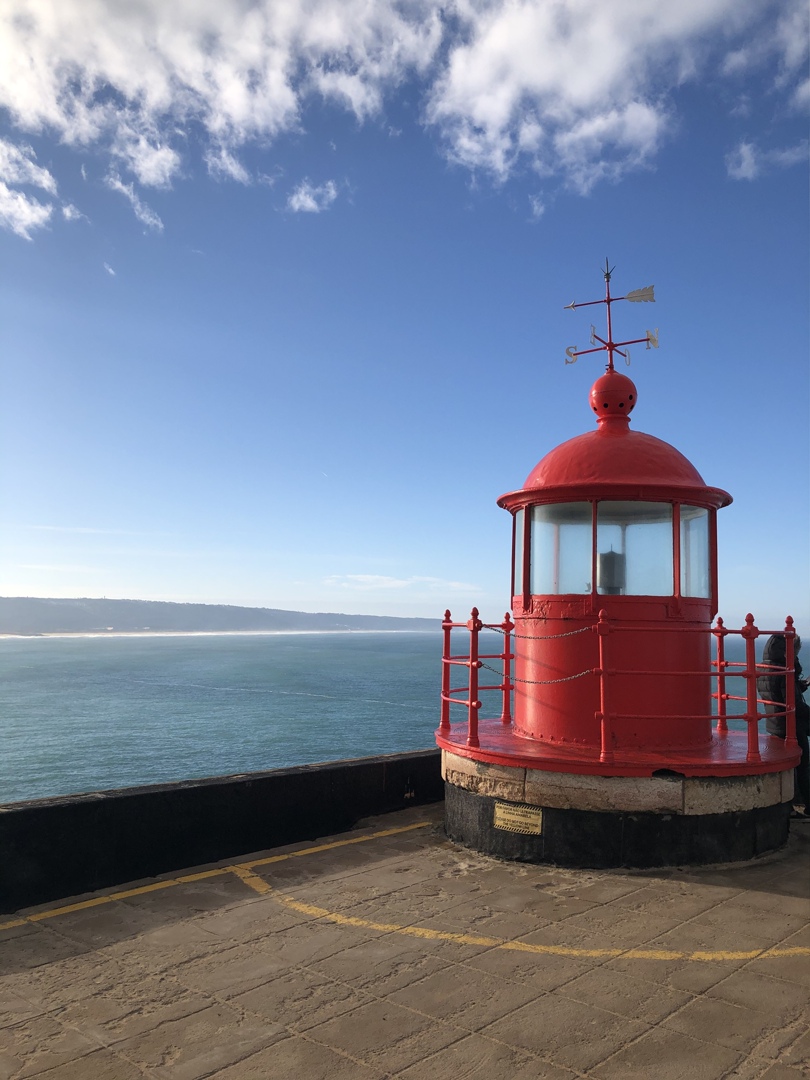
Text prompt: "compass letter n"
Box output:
[[646, 328, 659, 350]]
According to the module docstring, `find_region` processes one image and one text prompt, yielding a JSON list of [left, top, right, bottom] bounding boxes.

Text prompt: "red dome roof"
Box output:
[[497, 369, 732, 511], [524, 427, 705, 489]]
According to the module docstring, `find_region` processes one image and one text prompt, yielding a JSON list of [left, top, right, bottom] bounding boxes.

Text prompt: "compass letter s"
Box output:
[[565, 347, 578, 364]]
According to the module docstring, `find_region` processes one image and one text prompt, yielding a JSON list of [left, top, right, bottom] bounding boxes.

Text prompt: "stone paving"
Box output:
[[1, 804, 808, 1080]]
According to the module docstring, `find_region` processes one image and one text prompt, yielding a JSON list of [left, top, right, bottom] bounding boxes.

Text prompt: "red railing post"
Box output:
[[467, 607, 482, 748], [714, 616, 728, 734], [784, 616, 799, 752], [596, 609, 614, 764], [499, 612, 514, 725], [742, 613, 761, 763], [440, 609, 453, 734]]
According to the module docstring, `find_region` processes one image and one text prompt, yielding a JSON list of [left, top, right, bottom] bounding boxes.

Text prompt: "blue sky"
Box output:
[[0, 0, 807, 629]]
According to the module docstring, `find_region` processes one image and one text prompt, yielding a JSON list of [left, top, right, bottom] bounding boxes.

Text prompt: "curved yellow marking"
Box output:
[[269, 891, 810, 963], [231, 865, 272, 894], [3, 817, 808, 967], [0, 821, 429, 930]]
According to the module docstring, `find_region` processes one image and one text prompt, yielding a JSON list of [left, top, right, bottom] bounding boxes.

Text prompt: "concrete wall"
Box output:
[[0, 750, 443, 913]]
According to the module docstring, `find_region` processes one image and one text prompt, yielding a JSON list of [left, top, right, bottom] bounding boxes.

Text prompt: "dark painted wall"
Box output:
[[0, 750, 443, 913]]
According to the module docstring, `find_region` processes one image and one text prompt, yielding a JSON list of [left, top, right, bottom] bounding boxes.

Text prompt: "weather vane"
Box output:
[[564, 258, 658, 370]]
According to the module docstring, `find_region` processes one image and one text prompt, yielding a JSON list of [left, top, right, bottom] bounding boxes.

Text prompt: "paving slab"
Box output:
[[1, 804, 808, 1079]]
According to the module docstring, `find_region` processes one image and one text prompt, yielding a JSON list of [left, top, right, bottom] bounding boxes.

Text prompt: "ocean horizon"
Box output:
[[1, 631, 449, 805], [1, 629, 755, 806]]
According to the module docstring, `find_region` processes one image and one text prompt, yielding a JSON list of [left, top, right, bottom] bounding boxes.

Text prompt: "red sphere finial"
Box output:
[[589, 369, 637, 425]]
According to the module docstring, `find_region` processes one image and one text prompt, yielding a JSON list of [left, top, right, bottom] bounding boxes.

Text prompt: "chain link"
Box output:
[[481, 624, 593, 641], [479, 661, 594, 684]]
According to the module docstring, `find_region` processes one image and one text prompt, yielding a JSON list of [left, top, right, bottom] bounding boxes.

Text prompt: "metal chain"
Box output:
[[481, 624, 593, 641], [479, 661, 594, 684]]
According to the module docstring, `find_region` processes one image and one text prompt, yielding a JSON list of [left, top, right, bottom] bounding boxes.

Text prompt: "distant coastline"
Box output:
[[0, 597, 438, 637]]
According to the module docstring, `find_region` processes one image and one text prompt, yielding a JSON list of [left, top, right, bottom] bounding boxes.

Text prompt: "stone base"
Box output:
[[441, 750, 795, 813], [444, 783, 792, 868]]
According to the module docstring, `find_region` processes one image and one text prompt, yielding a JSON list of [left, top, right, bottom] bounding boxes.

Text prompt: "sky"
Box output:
[[0, 0, 807, 629]]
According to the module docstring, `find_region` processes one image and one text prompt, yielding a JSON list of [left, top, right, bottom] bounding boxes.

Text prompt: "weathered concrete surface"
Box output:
[[1, 805, 808, 1079]]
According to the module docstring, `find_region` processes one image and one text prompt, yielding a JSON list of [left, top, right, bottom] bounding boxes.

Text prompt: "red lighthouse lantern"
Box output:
[[438, 264, 800, 867], [503, 365, 729, 764]]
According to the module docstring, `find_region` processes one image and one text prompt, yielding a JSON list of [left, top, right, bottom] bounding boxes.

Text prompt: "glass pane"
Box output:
[[681, 505, 710, 597], [530, 503, 592, 595], [596, 501, 673, 596], [513, 509, 524, 596]]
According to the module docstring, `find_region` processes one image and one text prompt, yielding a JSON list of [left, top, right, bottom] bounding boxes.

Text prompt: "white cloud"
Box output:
[[62, 202, 86, 221], [0, 138, 56, 238], [113, 131, 181, 187], [769, 142, 809, 168], [726, 141, 759, 180], [0, 180, 52, 239], [106, 174, 164, 230], [205, 145, 250, 183], [0, 0, 804, 237], [726, 138, 808, 181], [793, 79, 810, 111], [287, 178, 337, 213], [103, 262, 116, 275], [528, 193, 545, 220], [773, 0, 809, 90], [0, 138, 57, 193]]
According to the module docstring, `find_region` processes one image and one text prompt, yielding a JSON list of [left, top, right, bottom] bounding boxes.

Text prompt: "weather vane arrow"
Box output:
[[564, 259, 659, 370]]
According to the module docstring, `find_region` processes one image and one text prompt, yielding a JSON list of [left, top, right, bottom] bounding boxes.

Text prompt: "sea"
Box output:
[[0, 632, 449, 805], [0, 630, 758, 806]]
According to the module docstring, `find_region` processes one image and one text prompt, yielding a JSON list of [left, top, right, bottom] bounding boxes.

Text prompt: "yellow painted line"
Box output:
[[0, 822, 429, 931], [231, 865, 273, 895], [269, 891, 810, 964], [243, 821, 430, 869], [3, 816, 807, 965]]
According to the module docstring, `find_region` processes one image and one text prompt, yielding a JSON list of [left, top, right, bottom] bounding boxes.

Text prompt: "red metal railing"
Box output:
[[440, 609, 799, 762], [439, 608, 514, 748]]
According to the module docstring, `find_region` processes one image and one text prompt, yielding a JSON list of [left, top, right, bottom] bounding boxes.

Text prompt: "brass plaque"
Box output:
[[493, 802, 543, 835]]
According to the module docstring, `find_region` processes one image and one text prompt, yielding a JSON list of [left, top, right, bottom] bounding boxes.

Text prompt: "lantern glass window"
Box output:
[[513, 509, 524, 595], [530, 503, 592, 595], [680, 505, 710, 597], [596, 501, 673, 596]]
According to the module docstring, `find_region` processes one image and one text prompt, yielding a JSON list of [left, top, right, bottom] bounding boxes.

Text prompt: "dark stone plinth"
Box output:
[[444, 782, 791, 868]]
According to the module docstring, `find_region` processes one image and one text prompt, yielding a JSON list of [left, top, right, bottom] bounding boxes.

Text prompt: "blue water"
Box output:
[[0, 630, 766, 805], [0, 633, 445, 804]]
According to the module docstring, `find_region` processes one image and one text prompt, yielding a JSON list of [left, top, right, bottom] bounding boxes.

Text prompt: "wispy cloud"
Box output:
[[103, 262, 116, 276], [287, 179, 338, 213], [726, 138, 809, 181], [0, 181, 52, 240], [0, 139, 57, 193], [0, 139, 56, 239], [528, 194, 545, 220], [106, 174, 163, 231], [205, 146, 250, 184], [62, 202, 87, 222]]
